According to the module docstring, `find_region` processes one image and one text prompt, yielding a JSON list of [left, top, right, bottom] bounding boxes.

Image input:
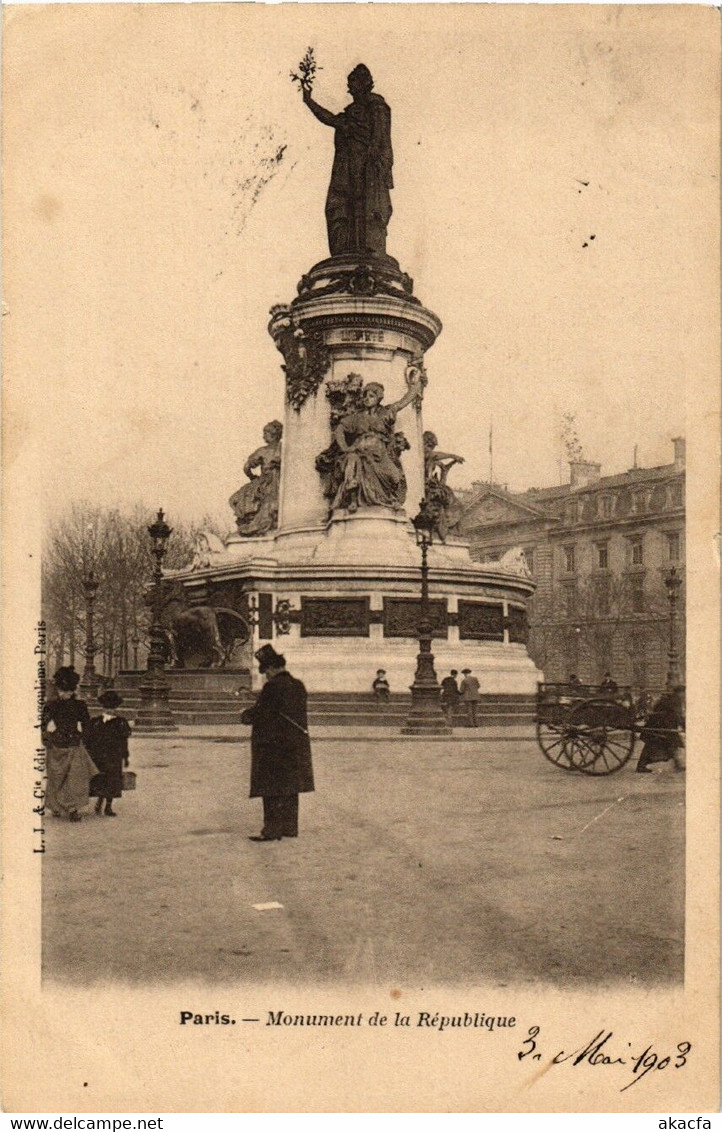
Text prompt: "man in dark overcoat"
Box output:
[[241, 645, 314, 841]]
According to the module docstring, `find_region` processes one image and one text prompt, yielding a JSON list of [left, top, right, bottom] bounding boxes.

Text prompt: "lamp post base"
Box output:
[[133, 672, 177, 734], [79, 676, 99, 703], [402, 640, 452, 736]]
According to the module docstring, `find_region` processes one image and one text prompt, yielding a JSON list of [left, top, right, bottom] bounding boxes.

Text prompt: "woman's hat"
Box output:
[[53, 665, 80, 692], [254, 644, 286, 673], [98, 689, 123, 709]]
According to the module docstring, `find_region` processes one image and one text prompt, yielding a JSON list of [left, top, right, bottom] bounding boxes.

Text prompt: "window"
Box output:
[[630, 574, 645, 614], [523, 548, 535, 575], [595, 541, 609, 570], [670, 482, 684, 508], [563, 544, 576, 574], [667, 532, 681, 562], [567, 501, 579, 525], [562, 581, 577, 618], [595, 576, 611, 617], [632, 490, 647, 514], [630, 632, 647, 689], [629, 537, 644, 567], [600, 495, 612, 519]]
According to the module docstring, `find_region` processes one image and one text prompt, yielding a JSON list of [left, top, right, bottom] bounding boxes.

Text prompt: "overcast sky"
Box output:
[[5, 4, 716, 528]]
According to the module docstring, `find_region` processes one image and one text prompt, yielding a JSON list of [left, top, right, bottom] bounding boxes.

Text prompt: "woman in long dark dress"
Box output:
[[42, 666, 97, 822], [636, 687, 685, 773], [86, 690, 132, 816]]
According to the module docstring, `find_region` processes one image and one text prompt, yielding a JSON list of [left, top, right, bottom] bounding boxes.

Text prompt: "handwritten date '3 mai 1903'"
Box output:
[[517, 1025, 692, 1093]]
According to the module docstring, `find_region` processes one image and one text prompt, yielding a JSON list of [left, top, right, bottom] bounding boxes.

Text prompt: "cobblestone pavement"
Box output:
[[43, 731, 684, 987]]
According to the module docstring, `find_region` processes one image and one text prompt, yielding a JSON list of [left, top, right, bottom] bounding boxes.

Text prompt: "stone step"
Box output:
[[121, 694, 534, 710], [114, 677, 535, 727], [121, 709, 534, 728], [119, 707, 535, 727], [115, 669, 252, 692], [118, 693, 533, 717], [114, 675, 533, 703]]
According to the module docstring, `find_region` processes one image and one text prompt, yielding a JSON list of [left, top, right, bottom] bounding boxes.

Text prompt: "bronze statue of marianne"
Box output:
[[423, 430, 465, 541], [301, 64, 393, 258], [229, 421, 283, 536]]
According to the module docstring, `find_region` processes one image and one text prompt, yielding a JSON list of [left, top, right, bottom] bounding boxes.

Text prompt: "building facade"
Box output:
[[457, 439, 685, 690]]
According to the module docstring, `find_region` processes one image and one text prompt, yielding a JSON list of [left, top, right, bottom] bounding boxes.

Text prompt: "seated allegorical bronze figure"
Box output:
[[316, 373, 423, 515]]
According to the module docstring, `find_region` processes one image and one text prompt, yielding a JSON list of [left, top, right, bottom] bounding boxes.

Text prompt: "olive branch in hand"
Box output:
[[290, 47, 321, 93]]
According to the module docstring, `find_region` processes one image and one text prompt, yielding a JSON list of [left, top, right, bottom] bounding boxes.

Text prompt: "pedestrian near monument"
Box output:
[[636, 686, 685, 774], [460, 668, 481, 727], [440, 669, 460, 720], [241, 645, 314, 841], [41, 666, 98, 823], [599, 671, 618, 695], [372, 669, 391, 703], [86, 690, 132, 817]]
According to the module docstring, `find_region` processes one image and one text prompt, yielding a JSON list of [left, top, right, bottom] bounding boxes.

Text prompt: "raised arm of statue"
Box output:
[[387, 377, 423, 415], [302, 87, 341, 129], [435, 456, 464, 486], [434, 450, 465, 464]]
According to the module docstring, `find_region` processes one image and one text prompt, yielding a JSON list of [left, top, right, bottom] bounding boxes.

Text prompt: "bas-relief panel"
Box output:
[[383, 597, 448, 639], [300, 596, 370, 637], [458, 601, 505, 641]]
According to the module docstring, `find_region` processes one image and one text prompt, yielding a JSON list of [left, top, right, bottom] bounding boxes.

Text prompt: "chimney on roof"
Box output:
[[569, 460, 601, 489], [672, 437, 686, 470]]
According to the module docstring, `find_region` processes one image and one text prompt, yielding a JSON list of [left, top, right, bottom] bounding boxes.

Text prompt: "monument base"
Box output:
[[176, 517, 542, 695]]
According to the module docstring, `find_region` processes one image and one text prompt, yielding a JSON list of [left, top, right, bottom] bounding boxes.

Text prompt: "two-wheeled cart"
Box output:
[[535, 683, 639, 776]]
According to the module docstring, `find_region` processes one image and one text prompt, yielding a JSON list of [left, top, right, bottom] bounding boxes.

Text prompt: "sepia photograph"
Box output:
[[2, 2, 719, 1113]]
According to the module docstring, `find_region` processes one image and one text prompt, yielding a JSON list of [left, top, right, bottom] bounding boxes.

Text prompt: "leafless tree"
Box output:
[[42, 503, 225, 677]]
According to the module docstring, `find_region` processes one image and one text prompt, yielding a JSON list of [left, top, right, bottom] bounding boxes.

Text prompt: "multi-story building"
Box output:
[[457, 438, 685, 689]]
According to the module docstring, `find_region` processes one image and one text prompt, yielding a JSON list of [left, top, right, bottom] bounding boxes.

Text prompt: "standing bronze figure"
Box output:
[[229, 421, 283, 536], [301, 64, 393, 258]]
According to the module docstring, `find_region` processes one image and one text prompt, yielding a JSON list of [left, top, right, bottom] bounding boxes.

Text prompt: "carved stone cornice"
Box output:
[[301, 310, 441, 353], [295, 254, 417, 306]]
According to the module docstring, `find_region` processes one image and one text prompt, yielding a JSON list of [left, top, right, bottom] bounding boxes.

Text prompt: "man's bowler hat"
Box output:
[[254, 644, 286, 673]]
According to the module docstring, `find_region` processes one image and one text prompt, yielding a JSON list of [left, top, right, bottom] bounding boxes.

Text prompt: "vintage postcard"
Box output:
[[2, 3, 720, 1114]]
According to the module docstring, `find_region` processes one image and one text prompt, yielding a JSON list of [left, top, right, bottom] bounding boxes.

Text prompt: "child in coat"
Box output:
[[87, 690, 132, 816]]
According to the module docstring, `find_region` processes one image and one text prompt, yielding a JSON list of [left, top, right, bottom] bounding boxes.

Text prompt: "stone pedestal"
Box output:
[[133, 672, 178, 734], [171, 252, 543, 700], [269, 254, 441, 536]]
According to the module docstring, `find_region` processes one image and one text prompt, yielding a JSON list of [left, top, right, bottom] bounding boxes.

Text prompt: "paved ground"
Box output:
[[43, 728, 684, 987]]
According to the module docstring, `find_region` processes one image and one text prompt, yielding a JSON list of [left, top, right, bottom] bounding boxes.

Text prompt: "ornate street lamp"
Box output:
[[664, 566, 683, 688], [134, 509, 177, 734], [79, 569, 100, 700], [402, 499, 452, 735]]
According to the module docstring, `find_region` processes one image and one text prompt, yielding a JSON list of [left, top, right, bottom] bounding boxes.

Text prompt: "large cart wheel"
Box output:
[[536, 718, 592, 771], [568, 698, 636, 776]]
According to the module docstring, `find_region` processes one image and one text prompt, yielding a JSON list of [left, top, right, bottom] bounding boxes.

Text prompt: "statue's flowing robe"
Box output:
[[229, 444, 281, 537], [326, 93, 393, 257], [333, 406, 407, 510]]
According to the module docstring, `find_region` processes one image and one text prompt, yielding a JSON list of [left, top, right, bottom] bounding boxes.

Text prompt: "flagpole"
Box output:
[[489, 417, 493, 485]]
